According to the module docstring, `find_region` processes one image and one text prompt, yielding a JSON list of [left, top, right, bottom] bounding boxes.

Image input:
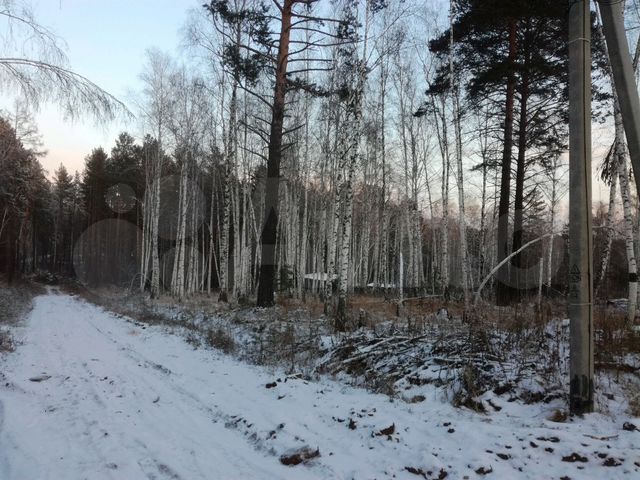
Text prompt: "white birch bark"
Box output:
[[431, 94, 450, 294], [546, 156, 559, 289], [595, 174, 616, 298], [218, 80, 236, 302], [597, 4, 638, 317], [335, 1, 370, 327], [140, 182, 149, 291], [171, 162, 188, 300], [449, 3, 469, 305], [326, 126, 343, 310], [150, 159, 161, 298], [615, 107, 637, 321], [139, 50, 171, 298]]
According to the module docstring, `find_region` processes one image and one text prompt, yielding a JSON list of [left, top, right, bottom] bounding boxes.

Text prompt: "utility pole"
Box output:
[[599, 0, 640, 189], [568, 0, 594, 415]]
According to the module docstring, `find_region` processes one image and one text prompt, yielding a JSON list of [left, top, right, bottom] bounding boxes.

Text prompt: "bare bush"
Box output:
[[0, 280, 42, 324], [206, 327, 235, 354], [0, 328, 14, 352]]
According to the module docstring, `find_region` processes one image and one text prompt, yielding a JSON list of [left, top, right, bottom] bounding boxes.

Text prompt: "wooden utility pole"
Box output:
[[567, 0, 594, 415]]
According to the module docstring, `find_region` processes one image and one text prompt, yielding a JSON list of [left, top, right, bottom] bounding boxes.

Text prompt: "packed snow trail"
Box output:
[[0, 290, 638, 479], [0, 291, 317, 479]]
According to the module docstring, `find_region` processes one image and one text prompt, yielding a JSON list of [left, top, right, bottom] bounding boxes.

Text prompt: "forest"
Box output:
[[2, 0, 640, 478], [2, 0, 636, 319]]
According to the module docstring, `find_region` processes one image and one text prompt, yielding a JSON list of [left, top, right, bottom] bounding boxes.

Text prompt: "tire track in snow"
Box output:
[[77, 300, 336, 476], [0, 292, 321, 480]]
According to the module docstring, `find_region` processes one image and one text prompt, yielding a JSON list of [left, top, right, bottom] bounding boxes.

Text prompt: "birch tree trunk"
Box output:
[[431, 94, 450, 295], [478, 118, 489, 284], [546, 156, 559, 290], [150, 142, 162, 298], [595, 173, 617, 298], [172, 162, 188, 300], [449, 7, 469, 306], [335, 1, 370, 330], [218, 76, 237, 302], [615, 107, 638, 321], [139, 50, 170, 299], [378, 62, 389, 290], [325, 63, 343, 312], [140, 181, 149, 292]]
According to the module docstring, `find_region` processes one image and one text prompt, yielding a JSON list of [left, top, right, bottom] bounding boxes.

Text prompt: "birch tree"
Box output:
[[595, 155, 618, 298], [614, 106, 638, 321], [448, 0, 469, 305], [139, 49, 174, 298], [597, 4, 640, 318], [333, 0, 373, 329]]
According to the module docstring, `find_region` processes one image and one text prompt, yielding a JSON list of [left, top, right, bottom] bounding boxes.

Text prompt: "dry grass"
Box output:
[[547, 409, 569, 423], [629, 393, 640, 417], [594, 305, 640, 367], [284, 293, 569, 338], [0, 277, 47, 354], [276, 295, 324, 316], [0, 328, 15, 352], [277, 293, 403, 328], [0, 278, 45, 325], [205, 326, 236, 354], [452, 365, 488, 412]]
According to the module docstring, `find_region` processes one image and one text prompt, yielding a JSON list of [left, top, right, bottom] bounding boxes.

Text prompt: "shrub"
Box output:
[[452, 365, 488, 412], [206, 327, 236, 354], [0, 328, 14, 352]]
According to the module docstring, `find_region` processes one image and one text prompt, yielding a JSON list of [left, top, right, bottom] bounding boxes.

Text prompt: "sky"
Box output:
[[3, 0, 196, 177]]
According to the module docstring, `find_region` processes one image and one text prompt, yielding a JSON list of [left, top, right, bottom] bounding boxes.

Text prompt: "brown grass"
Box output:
[[548, 409, 568, 423], [629, 393, 640, 417], [205, 327, 236, 354], [594, 305, 640, 366], [0, 329, 14, 352], [0, 278, 48, 353]]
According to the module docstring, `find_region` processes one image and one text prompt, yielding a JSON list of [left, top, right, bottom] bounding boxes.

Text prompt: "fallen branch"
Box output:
[[474, 232, 562, 305]]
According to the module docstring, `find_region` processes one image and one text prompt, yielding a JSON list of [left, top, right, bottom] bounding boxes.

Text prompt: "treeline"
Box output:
[[0, 114, 632, 303], [2, 0, 639, 316]]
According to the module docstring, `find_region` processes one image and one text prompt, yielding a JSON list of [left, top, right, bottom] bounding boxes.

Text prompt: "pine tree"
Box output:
[[206, 0, 347, 307], [52, 164, 74, 272], [0, 116, 50, 280], [423, 0, 606, 304], [80, 147, 109, 285]]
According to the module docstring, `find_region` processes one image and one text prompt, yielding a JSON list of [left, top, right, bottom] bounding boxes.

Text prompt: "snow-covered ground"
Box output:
[[0, 290, 638, 479]]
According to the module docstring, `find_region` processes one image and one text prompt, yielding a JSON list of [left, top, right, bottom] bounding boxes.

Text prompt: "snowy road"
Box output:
[[0, 291, 638, 479]]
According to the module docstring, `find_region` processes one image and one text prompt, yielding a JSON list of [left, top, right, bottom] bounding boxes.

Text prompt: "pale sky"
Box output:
[[2, 0, 195, 177]]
